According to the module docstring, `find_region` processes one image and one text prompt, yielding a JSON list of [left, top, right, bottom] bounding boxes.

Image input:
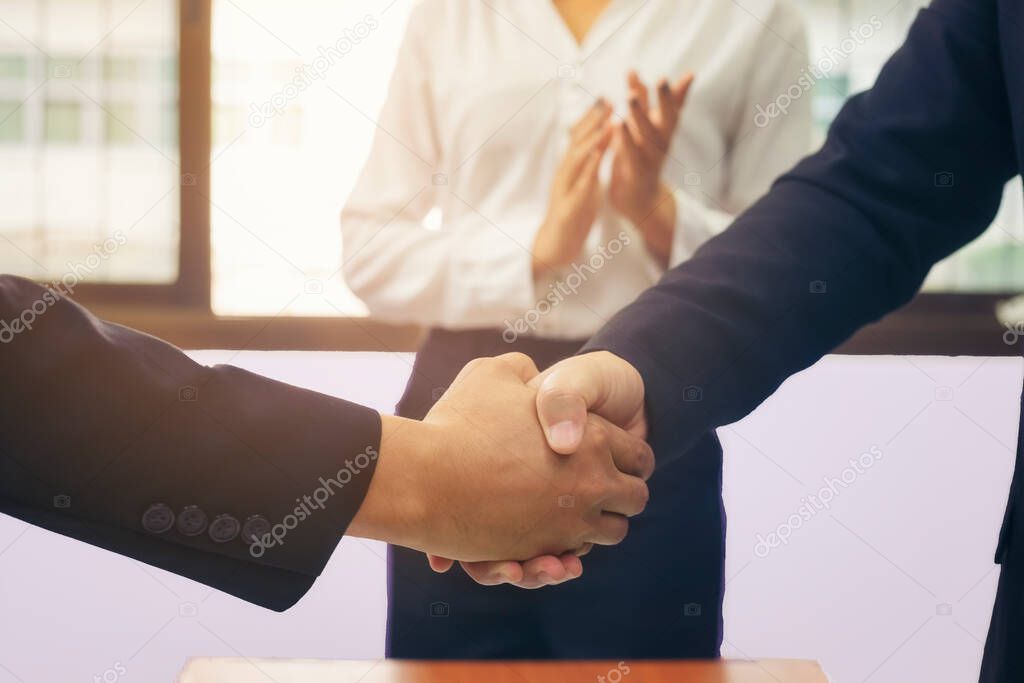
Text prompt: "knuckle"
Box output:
[[609, 517, 629, 544], [576, 471, 605, 503], [501, 351, 532, 368], [586, 417, 610, 449], [463, 357, 488, 373], [637, 443, 656, 479], [634, 480, 650, 512]]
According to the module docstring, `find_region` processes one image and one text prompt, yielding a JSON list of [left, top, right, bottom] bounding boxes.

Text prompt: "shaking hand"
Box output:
[[427, 351, 648, 586], [349, 353, 652, 563]]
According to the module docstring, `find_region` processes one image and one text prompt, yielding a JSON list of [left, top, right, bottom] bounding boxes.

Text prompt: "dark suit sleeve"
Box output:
[[0, 275, 382, 611], [585, 0, 1018, 461]]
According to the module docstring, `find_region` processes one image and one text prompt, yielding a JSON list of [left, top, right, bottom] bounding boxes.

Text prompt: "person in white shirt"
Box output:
[[341, 0, 812, 659]]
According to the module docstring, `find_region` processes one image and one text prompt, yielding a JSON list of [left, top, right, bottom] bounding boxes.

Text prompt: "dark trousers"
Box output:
[[980, 557, 1024, 682], [980, 392, 1024, 682], [386, 328, 726, 659]]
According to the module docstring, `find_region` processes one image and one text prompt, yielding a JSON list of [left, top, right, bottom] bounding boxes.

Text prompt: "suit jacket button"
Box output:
[[141, 503, 175, 534], [242, 515, 271, 545], [177, 505, 209, 536], [208, 514, 240, 543]]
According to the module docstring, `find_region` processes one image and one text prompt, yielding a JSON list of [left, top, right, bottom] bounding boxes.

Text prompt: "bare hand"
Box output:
[[532, 100, 614, 277], [425, 351, 648, 585], [609, 71, 694, 265], [357, 353, 652, 562]]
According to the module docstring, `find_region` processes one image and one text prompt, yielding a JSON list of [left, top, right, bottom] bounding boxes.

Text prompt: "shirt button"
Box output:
[[141, 503, 175, 534], [176, 505, 209, 537], [208, 514, 241, 543], [242, 515, 272, 545]]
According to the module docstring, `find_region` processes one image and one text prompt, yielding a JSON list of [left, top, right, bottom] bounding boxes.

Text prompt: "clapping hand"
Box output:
[[609, 71, 694, 265], [531, 100, 614, 277]]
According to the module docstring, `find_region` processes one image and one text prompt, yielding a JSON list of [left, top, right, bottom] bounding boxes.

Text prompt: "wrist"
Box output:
[[630, 184, 676, 266], [628, 183, 675, 228], [532, 220, 566, 278], [347, 414, 437, 548]]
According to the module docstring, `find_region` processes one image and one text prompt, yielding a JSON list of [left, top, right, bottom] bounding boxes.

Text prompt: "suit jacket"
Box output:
[[0, 275, 381, 611], [585, 0, 1023, 679]]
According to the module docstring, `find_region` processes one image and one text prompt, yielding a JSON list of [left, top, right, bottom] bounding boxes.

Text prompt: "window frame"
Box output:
[[72, 0, 210, 311], [66, 0, 1019, 356]]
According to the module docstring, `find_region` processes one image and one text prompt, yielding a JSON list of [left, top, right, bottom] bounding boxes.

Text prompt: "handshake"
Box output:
[[347, 350, 650, 589]]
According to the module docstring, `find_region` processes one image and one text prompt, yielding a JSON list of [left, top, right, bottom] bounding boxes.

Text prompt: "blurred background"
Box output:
[[0, 0, 1021, 346], [0, 3, 1021, 683]]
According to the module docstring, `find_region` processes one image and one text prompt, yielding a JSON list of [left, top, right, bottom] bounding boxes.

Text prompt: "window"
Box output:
[[103, 101, 136, 144], [800, 0, 1024, 295], [102, 55, 138, 81], [204, 0, 1024, 317], [0, 54, 27, 78], [44, 100, 81, 142], [208, 0, 408, 316], [0, 0, 1017, 353], [0, 100, 24, 141], [0, 0, 181, 290]]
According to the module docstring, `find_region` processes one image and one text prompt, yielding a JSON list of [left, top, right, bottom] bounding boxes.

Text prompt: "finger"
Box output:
[[464, 560, 526, 586], [427, 555, 455, 573], [629, 96, 666, 155], [492, 351, 540, 383], [586, 512, 630, 546], [571, 99, 610, 142], [460, 554, 582, 589], [556, 552, 584, 577], [564, 124, 612, 186], [570, 98, 611, 143], [558, 105, 610, 189], [618, 120, 642, 167], [533, 351, 647, 454], [575, 543, 593, 557], [569, 145, 606, 197], [655, 78, 680, 136], [599, 413, 655, 481], [521, 554, 574, 586], [672, 71, 695, 108], [603, 472, 651, 517], [627, 70, 649, 112], [514, 554, 582, 588]]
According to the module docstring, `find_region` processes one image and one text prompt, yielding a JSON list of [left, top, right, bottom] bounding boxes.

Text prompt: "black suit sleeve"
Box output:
[[585, 0, 1018, 461], [0, 275, 381, 611]]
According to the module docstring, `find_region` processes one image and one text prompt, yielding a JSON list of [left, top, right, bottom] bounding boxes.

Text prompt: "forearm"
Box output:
[[342, 211, 537, 328], [587, 0, 1016, 459], [629, 183, 676, 268], [347, 414, 436, 550], [587, 179, 927, 459], [0, 275, 382, 608]]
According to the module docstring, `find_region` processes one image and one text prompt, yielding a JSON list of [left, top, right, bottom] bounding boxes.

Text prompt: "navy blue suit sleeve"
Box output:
[[0, 275, 382, 610], [585, 0, 1018, 461]]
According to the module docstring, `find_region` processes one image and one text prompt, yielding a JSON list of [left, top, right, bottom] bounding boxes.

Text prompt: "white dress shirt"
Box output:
[[341, 0, 812, 339]]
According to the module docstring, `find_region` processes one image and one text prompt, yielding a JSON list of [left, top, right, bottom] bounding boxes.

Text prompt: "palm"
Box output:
[[609, 145, 639, 213], [609, 132, 657, 218]]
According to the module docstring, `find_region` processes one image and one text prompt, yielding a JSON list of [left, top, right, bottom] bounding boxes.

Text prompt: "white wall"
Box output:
[[0, 352, 1017, 682]]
